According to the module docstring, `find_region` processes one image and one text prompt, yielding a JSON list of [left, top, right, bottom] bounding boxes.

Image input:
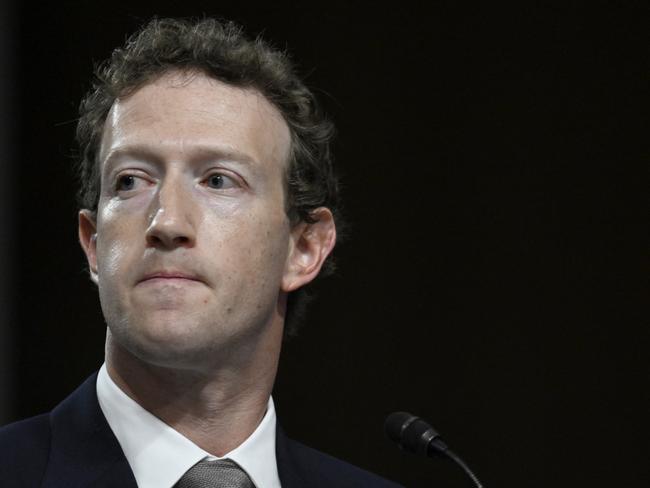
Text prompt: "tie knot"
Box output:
[[175, 458, 255, 488]]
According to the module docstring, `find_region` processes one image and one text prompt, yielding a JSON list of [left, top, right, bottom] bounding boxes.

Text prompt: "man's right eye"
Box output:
[[116, 174, 137, 192]]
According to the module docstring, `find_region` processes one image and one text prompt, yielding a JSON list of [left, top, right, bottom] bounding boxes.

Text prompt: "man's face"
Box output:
[[80, 71, 301, 369]]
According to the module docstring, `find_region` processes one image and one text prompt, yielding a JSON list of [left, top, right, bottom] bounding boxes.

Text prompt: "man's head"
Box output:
[[76, 18, 339, 370]]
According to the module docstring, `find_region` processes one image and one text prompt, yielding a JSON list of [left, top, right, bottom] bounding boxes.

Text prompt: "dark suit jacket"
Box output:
[[0, 374, 402, 487]]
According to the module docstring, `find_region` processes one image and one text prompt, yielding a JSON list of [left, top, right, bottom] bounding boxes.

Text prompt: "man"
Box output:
[[0, 17, 402, 488]]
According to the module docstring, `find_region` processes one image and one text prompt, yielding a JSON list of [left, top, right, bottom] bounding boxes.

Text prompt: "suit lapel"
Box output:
[[41, 375, 319, 488], [275, 426, 310, 488], [42, 373, 137, 488]]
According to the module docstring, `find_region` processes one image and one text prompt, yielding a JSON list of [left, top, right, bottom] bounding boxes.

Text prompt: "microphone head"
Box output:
[[384, 411, 444, 457], [384, 412, 416, 445]]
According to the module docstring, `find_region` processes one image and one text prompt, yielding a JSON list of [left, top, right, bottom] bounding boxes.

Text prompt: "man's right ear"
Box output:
[[78, 210, 98, 284]]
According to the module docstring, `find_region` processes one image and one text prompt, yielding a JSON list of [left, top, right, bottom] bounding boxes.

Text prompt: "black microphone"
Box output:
[[384, 411, 483, 488]]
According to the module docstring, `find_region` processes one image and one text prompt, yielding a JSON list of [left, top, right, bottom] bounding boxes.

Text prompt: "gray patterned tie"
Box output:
[[175, 459, 256, 488]]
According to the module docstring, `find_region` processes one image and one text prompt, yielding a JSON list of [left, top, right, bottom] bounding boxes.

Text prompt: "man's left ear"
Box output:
[[282, 207, 337, 293]]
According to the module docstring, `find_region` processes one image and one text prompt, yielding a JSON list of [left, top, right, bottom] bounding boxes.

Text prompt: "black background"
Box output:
[[3, 1, 648, 487]]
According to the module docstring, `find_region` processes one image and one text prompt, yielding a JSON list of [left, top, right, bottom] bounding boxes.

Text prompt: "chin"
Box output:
[[122, 333, 215, 371], [109, 315, 243, 371]]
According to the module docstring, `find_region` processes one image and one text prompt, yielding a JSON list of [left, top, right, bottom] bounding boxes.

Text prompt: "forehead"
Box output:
[[99, 70, 291, 172]]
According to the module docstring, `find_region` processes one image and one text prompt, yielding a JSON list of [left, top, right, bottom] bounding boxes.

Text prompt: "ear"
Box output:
[[78, 209, 99, 284], [281, 207, 337, 293]]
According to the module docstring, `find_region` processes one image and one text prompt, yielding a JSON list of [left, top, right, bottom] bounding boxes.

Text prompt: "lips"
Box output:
[[138, 270, 204, 285]]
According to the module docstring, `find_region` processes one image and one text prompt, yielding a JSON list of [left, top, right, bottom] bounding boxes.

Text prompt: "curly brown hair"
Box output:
[[75, 17, 342, 335]]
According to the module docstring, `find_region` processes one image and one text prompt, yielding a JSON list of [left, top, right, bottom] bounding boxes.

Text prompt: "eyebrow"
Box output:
[[101, 144, 259, 172]]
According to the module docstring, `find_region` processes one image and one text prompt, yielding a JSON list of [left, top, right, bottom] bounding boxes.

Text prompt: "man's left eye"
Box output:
[[206, 173, 237, 189]]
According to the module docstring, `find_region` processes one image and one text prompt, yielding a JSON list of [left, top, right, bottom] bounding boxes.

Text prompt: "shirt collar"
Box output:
[[96, 363, 280, 488]]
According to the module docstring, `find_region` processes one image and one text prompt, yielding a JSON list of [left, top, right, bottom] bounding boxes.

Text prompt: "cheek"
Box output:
[[219, 211, 290, 280], [248, 215, 291, 277], [96, 217, 138, 282], [98, 239, 127, 277]]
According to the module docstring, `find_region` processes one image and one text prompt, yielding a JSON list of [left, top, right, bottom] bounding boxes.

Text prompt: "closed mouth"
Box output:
[[138, 271, 204, 284]]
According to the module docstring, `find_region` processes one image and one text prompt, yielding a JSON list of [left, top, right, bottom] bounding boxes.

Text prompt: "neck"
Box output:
[[104, 319, 283, 456]]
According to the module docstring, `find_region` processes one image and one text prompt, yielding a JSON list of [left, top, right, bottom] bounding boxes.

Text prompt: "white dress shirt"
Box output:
[[96, 363, 281, 488]]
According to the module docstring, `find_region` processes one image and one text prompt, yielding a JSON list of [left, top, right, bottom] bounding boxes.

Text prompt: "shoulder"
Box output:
[[277, 431, 403, 487], [0, 413, 51, 484]]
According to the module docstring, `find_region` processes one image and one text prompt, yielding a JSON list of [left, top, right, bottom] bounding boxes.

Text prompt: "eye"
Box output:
[[114, 173, 150, 193], [205, 173, 238, 190], [116, 174, 136, 191]]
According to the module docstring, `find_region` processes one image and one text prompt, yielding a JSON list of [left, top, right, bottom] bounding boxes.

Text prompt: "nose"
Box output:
[[145, 178, 197, 250]]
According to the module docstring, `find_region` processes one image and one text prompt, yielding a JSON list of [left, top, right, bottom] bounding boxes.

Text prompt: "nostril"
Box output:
[[146, 234, 192, 248], [145, 216, 195, 248]]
